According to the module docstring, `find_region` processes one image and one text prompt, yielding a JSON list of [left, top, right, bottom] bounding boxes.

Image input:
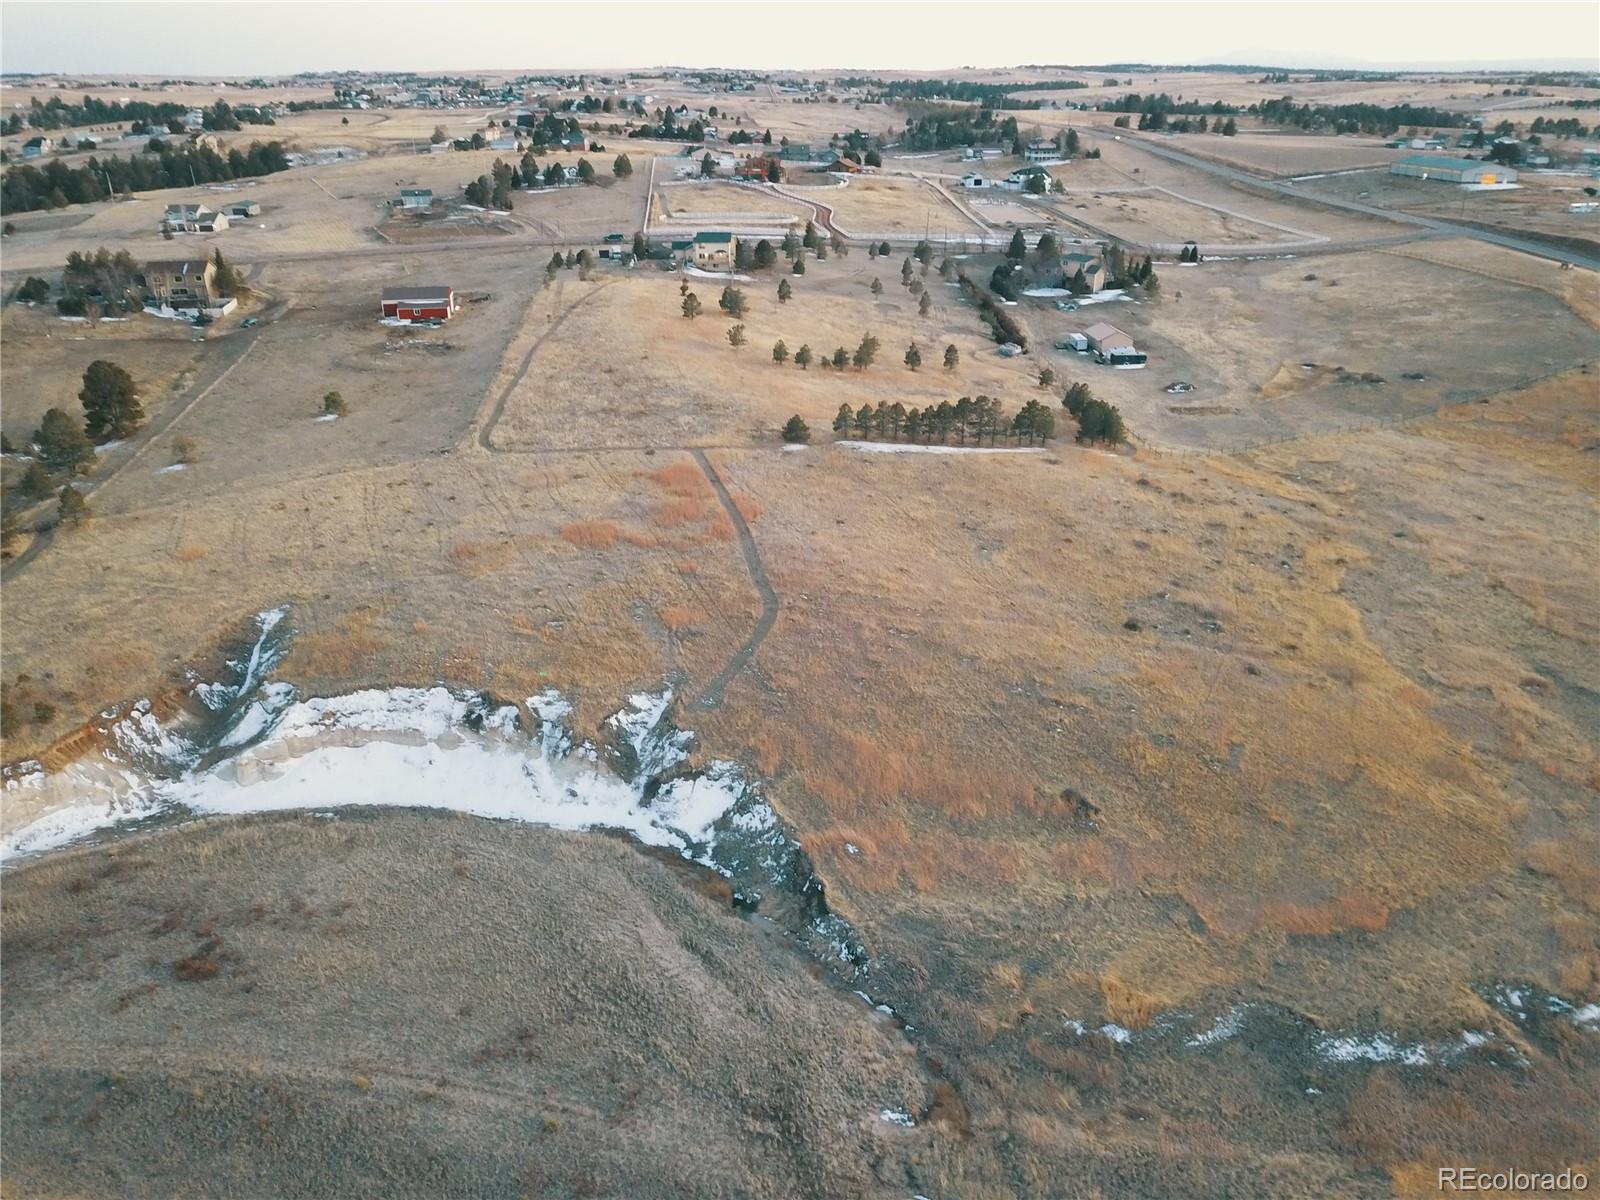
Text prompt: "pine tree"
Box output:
[[870, 277, 884, 296], [633, 232, 649, 259], [772, 339, 789, 365], [19, 460, 53, 500], [57, 484, 88, 526], [791, 257, 805, 275], [900, 258, 914, 286], [919, 291, 932, 317], [795, 344, 813, 370], [853, 333, 880, 369], [718, 285, 747, 318], [802, 220, 819, 250], [1063, 381, 1092, 416], [755, 239, 778, 269], [576, 158, 596, 184], [944, 344, 959, 370], [777, 277, 792, 304], [682, 292, 702, 319], [727, 323, 746, 348], [832, 346, 850, 370], [904, 407, 923, 442], [781, 229, 801, 258], [323, 390, 347, 416], [211, 248, 247, 297], [854, 403, 873, 437], [832, 403, 853, 433], [1038, 366, 1056, 388], [913, 240, 933, 265], [878, 241, 891, 257], [904, 342, 921, 371], [781, 414, 810, 444], [612, 153, 633, 177], [78, 360, 142, 440], [1006, 229, 1027, 261], [33, 408, 95, 474]]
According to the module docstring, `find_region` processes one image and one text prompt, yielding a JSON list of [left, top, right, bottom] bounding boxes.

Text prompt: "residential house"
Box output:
[[21, 136, 51, 159], [162, 204, 229, 234], [1024, 138, 1059, 163], [1061, 252, 1106, 291], [380, 284, 458, 322], [143, 258, 218, 308], [225, 200, 262, 218], [779, 143, 814, 162], [399, 188, 433, 210], [1005, 164, 1051, 191], [691, 231, 738, 269], [822, 157, 862, 174], [960, 172, 993, 188]]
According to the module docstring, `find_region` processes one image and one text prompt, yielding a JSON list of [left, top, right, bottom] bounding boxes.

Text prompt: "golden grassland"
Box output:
[[2, 191, 1598, 1191]]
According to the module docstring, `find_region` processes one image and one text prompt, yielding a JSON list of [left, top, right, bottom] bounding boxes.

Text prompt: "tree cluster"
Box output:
[[1, 141, 291, 214], [830, 394, 1056, 446]]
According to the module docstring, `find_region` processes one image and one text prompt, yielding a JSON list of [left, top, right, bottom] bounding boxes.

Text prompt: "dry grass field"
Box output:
[[4, 70, 1599, 1196], [1040, 185, 1308, 246], [487, 259, 1034, 450], [1029, 246, 1596, 451], [815, 175, 975, 238]]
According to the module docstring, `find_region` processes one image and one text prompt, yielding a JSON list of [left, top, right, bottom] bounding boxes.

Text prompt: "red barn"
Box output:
[[380, 284, 457, 322]]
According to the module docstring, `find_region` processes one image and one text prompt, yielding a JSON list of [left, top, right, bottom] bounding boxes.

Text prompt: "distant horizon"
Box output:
[[3, 2, 1597, 77]]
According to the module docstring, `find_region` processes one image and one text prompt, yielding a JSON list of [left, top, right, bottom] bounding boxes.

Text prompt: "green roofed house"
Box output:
[[692, 230, 738, 270]]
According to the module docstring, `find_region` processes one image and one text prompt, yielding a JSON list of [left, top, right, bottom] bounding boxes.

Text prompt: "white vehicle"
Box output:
[[1055, 333, 1089, 352]]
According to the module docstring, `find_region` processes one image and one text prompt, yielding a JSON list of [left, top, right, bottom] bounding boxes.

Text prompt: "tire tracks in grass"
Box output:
[[690, 449, 778, 710]]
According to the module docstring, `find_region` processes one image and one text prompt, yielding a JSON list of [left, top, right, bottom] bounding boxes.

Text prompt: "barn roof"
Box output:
[[381, 285, 454, 302]]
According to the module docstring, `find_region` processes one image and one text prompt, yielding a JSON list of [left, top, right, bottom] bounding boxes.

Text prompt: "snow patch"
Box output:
[[837, 440, 1044, 456], [682, 265, 753, 282], [156, 463, 186, 474]]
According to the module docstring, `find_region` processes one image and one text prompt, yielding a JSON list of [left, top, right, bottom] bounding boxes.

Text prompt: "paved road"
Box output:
[[1108, 133, 1600, 271]]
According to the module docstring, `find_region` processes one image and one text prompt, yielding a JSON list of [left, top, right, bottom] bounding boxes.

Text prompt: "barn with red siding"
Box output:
[[380, 285, 457, 322]]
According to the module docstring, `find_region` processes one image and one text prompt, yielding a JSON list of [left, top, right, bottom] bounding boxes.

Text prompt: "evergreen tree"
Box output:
[[754, 239, 777, 269], [832, 403, 852, 433], [16, 276, 49, 303], [1038, 366, 1056, 388], [727, 323, 746, 348], [913, 239, 933, 265], [900, 257, 914, 286], [576, 158, 596, 184], [1222, 118, 1237, 136], [19, 460, 53, 500], [766, 159, 782, 183], [612, 153, 632, 177], [772, 339, 789, 365], [943, 343, 959, 370], [794, 343, 813, 369], [1036, 232, 1060, 261], [1063, 381, 1092, 416], [777, 277, 792, 304], [1069, 267, 1090, 296], [33, 407, 95, 474], [904, 342, 921, 370], [549, 251, 565, 273], [57, 484, 88, 526], [543, 161, 565, 187], [633, 232, 649, 260], [853, 403, 873, 437], [852, 332, 880, 369], [700, 152, 716, 177], [878, 241, 891, 256], [682, 291, 702, 318], [718, 285, 747, 317], [781, 414, 810, 444], [868, 243, 878, 260], [870, 277, 883, 296], [939, 256, 956, 280], [735, 240, 755, 271], [323, 390, 347, 416], [832, 346, 850, 370], [791, 257, 805, 275], [904, 407, 923, 442], [918, 291, 933, 317], [802, 220, 820, 250], [78, 360, 142, 440], [1006, 229, 1027, 261]]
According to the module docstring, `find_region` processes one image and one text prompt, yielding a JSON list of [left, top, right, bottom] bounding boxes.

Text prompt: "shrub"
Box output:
[[782, 414, 810, 444]]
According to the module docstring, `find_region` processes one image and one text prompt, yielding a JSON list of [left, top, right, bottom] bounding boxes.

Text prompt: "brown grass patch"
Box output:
[[646, 461, 712, 499], [560, 520, 620, 550], [654, 498, 709, 527], [1525, 838, 1600, 913], [730, 492, 763, 523], [659, 606, 701, 632], [706, 513, 737, 541], [282, 609, 388, 681], [173, 544, 208, 563]]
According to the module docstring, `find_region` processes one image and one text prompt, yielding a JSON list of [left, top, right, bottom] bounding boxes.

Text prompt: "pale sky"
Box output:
[[2, 0, 1597, 75]]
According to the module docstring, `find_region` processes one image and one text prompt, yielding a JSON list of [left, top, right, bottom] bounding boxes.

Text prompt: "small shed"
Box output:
[[225, 200, 261, 218], [399, 188, 434, 210], [1083, 322, 1134, 355]]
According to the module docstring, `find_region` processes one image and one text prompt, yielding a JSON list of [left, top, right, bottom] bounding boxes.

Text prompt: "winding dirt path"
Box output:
[[690, 449, 778, 709]]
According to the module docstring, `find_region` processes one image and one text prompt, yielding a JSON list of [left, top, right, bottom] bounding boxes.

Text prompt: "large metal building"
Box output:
[[1389, 155, 1517, 185]]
